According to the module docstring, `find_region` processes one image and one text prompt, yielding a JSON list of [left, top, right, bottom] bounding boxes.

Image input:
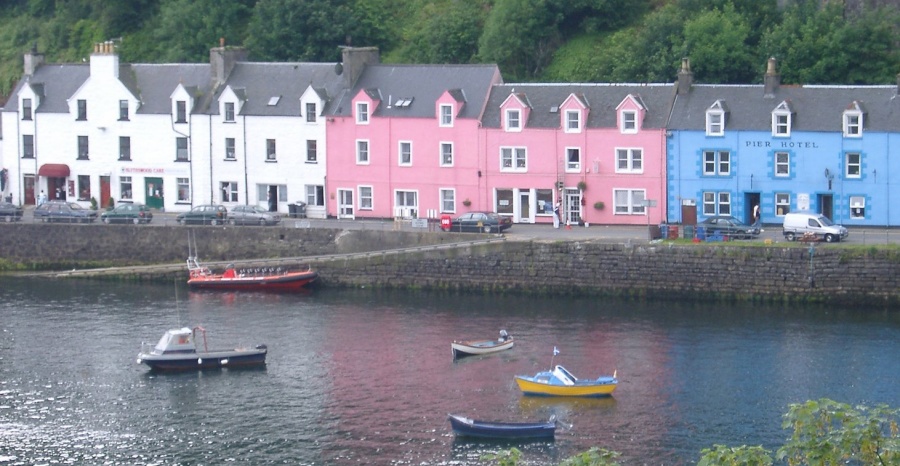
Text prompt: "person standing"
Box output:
[[553, 201, 561, 229], [752, 204, 761, 227], [38, 190, 47, 206]]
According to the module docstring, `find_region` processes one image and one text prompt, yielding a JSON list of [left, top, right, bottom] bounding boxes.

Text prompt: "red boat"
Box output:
[[187, 257, 318, 291]]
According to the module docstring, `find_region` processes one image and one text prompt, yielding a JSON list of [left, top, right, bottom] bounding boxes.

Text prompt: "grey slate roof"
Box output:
[[5, 65, 90, 112], [130, 64, 212, 114], [669, 84, 900, 132], [214, 62, 345, 117], [328, 64, 502, 119], [481, 83, 676, 129]]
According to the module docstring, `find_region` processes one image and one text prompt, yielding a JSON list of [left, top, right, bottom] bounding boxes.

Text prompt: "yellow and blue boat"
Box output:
[[515, 365, 617, 397]]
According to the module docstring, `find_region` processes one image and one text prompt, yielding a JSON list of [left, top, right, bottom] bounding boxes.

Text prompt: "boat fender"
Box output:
[[255, 344, 267, 350], [197, 358, 203, 365]]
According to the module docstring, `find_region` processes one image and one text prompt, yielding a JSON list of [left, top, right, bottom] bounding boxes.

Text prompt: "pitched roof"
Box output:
[[5, 65, 89, 112], [482, 83, 675, 129], [214, 62, 344, 117], [668, 84, 900, 132], [328, 64, 502, 119]]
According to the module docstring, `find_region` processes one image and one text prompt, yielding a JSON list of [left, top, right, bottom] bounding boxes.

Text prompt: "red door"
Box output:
[[100, 176, 111, 208]]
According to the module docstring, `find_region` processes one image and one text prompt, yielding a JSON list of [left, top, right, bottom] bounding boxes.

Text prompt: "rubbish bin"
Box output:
[[288, 202, 307, 218], [668, 225, 679, 239], [659, 224, 669, 240], [683, 225, 695, 239], [696, 226, 706, 241]]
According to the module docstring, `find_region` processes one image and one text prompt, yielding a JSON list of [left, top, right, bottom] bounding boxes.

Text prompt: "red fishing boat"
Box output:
[[187, 256, 318, 291]]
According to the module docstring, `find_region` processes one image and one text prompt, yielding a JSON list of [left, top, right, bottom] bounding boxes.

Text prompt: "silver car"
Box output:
[[228, 205, 281, 226]]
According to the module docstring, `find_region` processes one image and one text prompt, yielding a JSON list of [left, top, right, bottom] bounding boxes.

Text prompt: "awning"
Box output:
[[38, 164, 70, 177]]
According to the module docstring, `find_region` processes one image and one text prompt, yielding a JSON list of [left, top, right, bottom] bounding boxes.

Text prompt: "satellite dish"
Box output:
[[334, 63, 343, 75]]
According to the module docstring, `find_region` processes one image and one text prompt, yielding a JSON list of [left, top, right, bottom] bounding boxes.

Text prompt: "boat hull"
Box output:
[[137, 348, 267, 371], [448, 414, 555, 439], [514, 376, 617, 397], [188, 270, 318, 291], [451, 338, 514, 359]]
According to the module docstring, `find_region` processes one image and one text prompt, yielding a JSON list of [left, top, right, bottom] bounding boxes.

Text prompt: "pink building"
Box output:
[[480, 84, 672, 226], [326, 48, 502, 220]]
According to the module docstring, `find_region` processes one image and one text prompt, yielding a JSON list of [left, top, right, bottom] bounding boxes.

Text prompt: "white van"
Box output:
[[782, 212, 849, 243]]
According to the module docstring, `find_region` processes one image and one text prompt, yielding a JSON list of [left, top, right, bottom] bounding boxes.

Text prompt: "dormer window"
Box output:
[[224, 102, 235, 122], [706, 101, 726, 136], [175, 101, 187, 123], [22, 98, 32, 120], [505, 109, 521, 132], [306, 103, 317, 123], [843, 111, 863, 138], [565, 110, 581, 133], [356, 102, 369, 124], [119, 100, 129, 121], [439, 104, 453, 127], [772, 102, 792, 137], [620, 110, 637, 133]]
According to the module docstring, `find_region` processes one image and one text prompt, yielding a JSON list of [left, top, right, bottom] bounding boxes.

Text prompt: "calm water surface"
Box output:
[[1, 278, 898, 465]]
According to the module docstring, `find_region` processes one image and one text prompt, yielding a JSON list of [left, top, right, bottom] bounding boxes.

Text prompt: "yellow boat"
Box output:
[[515, 365, 617, 397]]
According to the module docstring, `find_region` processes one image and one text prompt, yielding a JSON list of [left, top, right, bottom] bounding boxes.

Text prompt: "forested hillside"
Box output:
[[1, 0, 899, 101]]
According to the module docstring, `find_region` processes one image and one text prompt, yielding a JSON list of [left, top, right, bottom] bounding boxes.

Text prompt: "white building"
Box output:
[[0, 41, 351, 217]]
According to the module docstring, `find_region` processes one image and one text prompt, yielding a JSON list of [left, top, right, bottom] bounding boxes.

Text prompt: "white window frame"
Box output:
[[120, 176, 133, 200], [305, 102, 317, 123], [356, 140, 370, 165], [505, 109, 521, 132], [702, 191, 731, 216], [266, 139, 276, 161], [772, 111, 791, 137], [306, 139, 317, 163], [500, 147, 527, 172], [439, 104, 453, 127], [775, 152, 790, 177], [849, 196, 865, 219], [566, 147, 581, 172], [305, 185, 324, 206], [845, 152, 861, 178], [843, 112, 862, 137], [702, 150, 730, 176], [225, 138, 236, 160], [613, 189, 646, 215], [775, 193, 791, 216], [22, 98, 32, 120], [175, 137, 188, 161], [565, 110, 581, 133], [398, 141, 412, 166], [394, 190, 419, 219], [177, 177, 190, 202], [620, 110, 637, 134], [356, 102, 369, 124], [358, 186, 373, 210], [439, 188, 455, 213], [440, 142, 454, 167], [706, 110, 724, 136], [615, 148, 643, 173], [221, 181, 238, 203], [224, 102, 235, 122]]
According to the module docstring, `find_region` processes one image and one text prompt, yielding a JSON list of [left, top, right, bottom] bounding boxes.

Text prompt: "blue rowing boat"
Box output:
[[447, 413, 556, 439]]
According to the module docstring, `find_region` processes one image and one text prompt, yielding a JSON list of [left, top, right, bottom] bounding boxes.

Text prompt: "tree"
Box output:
[[151, 0, 251, 62], [478, 0, 563, 80], [681, 4, 758, 83], [394, 0, 486, 64]]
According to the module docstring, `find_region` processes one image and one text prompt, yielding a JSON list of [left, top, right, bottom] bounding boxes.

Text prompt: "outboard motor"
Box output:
[[499, 329, 509, 342]]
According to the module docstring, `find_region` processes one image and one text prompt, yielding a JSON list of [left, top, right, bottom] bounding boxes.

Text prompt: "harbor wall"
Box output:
[[1, 224, 898, 306]]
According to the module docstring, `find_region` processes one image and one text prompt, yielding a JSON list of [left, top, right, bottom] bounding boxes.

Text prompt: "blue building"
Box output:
[[667, 58, 900, 227]]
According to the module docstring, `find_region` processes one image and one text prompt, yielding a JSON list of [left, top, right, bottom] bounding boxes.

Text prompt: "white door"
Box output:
[[338, 189, 354, 219], [564, 189, 582, 225], [518, 190, 532, 223]]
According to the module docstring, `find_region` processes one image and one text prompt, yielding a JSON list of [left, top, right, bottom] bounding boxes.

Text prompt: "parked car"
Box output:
[[32, 200, 98, 223], [442, 211, 512, 233], [100, 203, 153, 224], [0, 201, 24, 222], [698, 215, 760, 239], [782, 212, 848, 243], [176, 205, 228, 225], [228, 205, 281, 226]]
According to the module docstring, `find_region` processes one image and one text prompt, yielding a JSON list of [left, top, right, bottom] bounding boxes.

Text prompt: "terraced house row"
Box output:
[[2, 43, 899, 227]]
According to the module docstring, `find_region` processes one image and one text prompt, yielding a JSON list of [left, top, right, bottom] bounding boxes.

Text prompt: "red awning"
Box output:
[[38, 164, 70, 177]]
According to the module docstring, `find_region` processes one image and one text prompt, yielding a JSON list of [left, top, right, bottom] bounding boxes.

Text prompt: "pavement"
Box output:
[[13, 206, 900, 245]]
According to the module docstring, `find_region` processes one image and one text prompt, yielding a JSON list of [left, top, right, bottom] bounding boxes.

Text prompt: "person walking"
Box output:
[[752, 204, 761, 227], [553, 201, 561, 229], [38, 190, 47, 206]]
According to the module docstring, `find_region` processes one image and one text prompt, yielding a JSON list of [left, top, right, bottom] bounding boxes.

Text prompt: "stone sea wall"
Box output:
[[1, 224, 898, 306]]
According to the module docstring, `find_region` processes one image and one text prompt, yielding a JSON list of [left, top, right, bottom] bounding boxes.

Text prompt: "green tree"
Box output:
[[395, 0, 486, 64], [150, 0, 251, 62], [698, 445, 773, 466], [478, 0, 563, 80], [681, 4, 757, 83]]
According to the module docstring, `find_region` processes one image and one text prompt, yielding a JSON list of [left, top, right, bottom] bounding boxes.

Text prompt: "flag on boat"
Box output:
[[553, 346, 559, 356]]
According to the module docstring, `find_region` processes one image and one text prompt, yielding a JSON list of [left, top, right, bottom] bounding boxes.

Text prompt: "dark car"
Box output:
[[33, 200, 98, 223], [442, 211, 512, 233], [698, 215, 760, 239], [100, 203, 153, 224], [176, 205, 228, 225], [228, 205, 281, 226], [0, 201, 24, 222]]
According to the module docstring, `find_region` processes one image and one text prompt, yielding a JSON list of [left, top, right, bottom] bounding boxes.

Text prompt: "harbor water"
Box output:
[[1, 278, 898, 465]]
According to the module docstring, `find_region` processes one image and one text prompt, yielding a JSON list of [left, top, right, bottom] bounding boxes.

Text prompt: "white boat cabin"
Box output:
[[154, 328, 198, 354]]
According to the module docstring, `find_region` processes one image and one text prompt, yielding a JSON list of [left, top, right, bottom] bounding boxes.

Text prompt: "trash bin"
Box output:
[[288, 202, 307, 218], [659, 224, 669, 240], [696, 226, 706, 241], [668, 225, 679, 239], [683, 225, 695, 239]]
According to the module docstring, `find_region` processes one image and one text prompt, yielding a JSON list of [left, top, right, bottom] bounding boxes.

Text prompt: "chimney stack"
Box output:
[[210, 41, 248, 86], [340, 47, 380, 89], [676, 58, 692, 95], [24, 43, 44, 76], [90, 40, 119, 78], [764, 57, 780, 97]]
